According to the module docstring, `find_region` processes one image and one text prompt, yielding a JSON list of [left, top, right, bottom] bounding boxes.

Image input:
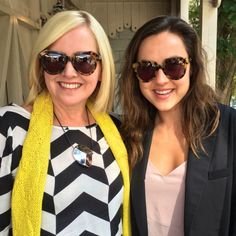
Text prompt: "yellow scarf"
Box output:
[[12, 92, 130, 236]]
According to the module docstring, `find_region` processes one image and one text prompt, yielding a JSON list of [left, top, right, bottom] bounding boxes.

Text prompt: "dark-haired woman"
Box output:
[[119, 15, 236, 236]]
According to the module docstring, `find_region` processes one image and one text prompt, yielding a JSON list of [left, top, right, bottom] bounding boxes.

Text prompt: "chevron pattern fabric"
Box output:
[[0, 105, 123, 236]]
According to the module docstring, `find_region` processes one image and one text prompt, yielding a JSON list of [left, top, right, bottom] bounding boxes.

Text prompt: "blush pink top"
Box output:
[[145, 161, 187, 236]]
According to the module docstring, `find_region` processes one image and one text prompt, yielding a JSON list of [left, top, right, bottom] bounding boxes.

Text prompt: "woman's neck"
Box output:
[[155, 106, 183, 130], [53, 103, 94, 127]]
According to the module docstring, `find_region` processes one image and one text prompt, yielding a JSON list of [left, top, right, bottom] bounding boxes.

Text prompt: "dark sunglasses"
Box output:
[[39, 50, 101, 75], [132, 57, 191, 82]]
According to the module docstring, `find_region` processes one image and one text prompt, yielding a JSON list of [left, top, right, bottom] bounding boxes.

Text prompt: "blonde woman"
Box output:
[[0, 10, 130, 236]]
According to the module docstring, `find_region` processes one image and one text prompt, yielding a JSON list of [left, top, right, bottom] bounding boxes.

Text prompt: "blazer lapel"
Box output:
[[131, 128, 153, 236], [184, 133, 217, 234]]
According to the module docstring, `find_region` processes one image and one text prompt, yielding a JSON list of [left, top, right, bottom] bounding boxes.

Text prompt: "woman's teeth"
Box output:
[[154, 89, 172, 95], [60, 82, 81, 89]]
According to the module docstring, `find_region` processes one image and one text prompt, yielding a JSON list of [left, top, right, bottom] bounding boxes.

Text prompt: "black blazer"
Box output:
[[131, 105, 236, 236]]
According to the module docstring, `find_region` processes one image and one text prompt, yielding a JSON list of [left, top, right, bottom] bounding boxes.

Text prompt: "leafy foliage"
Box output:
[[217, 0, 236, 101], [189, 0, 200, 34]]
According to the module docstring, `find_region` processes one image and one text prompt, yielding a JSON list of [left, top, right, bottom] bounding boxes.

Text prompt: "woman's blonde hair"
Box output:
[[25, 10, 115, 112]]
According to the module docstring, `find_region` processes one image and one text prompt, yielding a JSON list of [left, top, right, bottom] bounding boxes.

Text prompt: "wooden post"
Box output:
[[180, 0, 189, 22], [200, 0, 221, 89]]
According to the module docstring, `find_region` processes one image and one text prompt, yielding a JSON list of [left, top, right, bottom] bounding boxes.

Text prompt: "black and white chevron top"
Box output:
[[0, 105, 124, 236]]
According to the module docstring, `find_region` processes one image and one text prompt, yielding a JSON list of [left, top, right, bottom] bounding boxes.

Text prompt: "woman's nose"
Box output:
[[62, 61, 78, 78], [153, 68, 169, 84]]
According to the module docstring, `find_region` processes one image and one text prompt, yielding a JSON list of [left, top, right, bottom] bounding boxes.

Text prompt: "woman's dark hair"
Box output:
[[119, 15, 219, 169]]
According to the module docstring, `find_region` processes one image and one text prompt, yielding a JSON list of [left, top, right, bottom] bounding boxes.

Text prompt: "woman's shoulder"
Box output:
[[0, 104, 31, 131], [0, 103, 31, 117], [217, 104, 236, 131], [229, 106, 236, 123], [218, 103, 236, 116]]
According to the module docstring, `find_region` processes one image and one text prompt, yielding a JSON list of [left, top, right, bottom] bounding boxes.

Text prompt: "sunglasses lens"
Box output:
[[134, 57, 189, 82], [40, 52, 66, 75], [136, 62, 156, 82], [40, 51, 100, 75], [73, 53, 97, 75], [164, 58, 186, 80]]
